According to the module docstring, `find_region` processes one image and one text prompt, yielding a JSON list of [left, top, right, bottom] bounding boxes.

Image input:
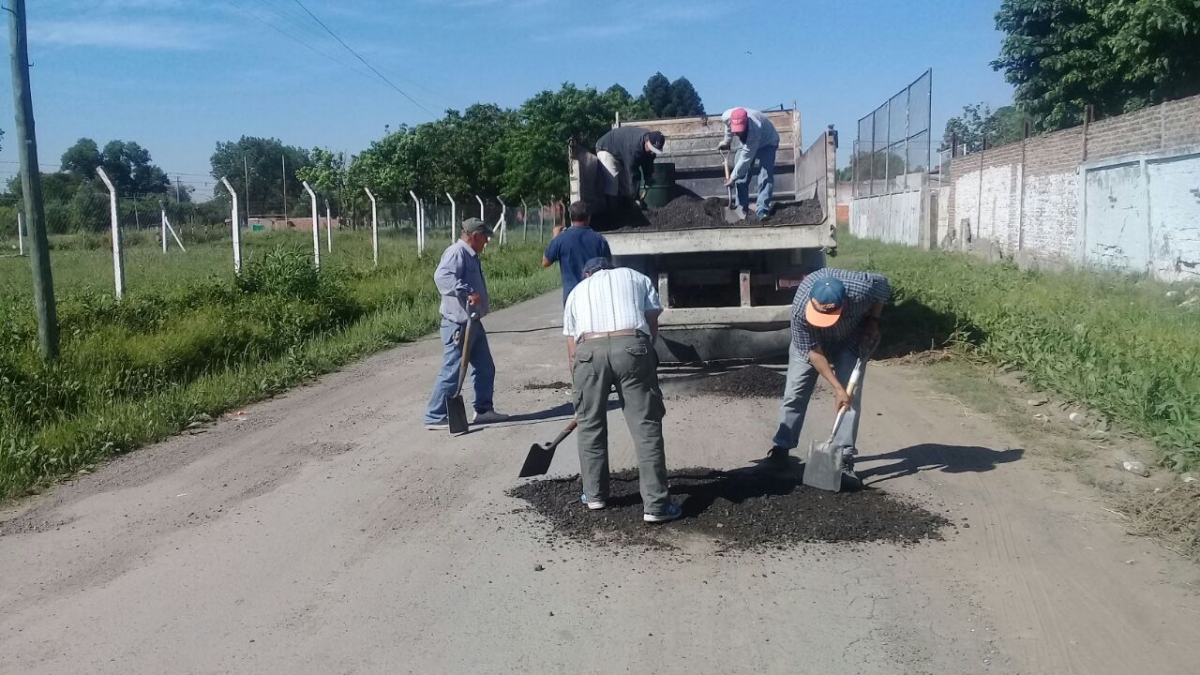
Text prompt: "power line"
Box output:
[[221, 0, 382, 85], [289, 0, 438, 118]]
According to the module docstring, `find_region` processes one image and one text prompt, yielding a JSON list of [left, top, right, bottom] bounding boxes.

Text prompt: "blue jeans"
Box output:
[[772, 341, 865, 453], [735, 143, 777, 214], [424, 318, 496, 424]]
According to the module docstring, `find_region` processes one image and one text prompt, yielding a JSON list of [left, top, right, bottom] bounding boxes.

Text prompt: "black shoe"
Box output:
[[841, 455, 862, 488], [766, 446, 790, 468]]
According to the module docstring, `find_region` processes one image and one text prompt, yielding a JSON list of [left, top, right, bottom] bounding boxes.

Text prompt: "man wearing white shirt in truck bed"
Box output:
[[563, 257, 681, 523]]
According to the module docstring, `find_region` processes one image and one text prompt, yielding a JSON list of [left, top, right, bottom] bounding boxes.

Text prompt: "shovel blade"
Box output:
[[518, 443, 556, 478], [803, 440, 844, 492], [446, 394, 469, 434]]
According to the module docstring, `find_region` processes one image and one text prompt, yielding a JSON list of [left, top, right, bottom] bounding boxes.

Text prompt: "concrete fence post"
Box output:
[[219, 176, 242, 274], [475, 194, 484, 220], [364, 187, 378, 267], [324, 198, 332, 253], [497, 197, 507, 247], [409, 190, 424, 257], [521, 198, 529, 242], [96, 167, 124, 299], [446, 192, 457, 240], [302, 180, 320, 270], [16, 212, 23, 256]]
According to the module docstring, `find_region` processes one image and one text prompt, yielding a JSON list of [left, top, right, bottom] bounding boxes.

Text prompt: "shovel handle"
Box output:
[[453, 313, 478, 397], [545, 419, 578, 451]]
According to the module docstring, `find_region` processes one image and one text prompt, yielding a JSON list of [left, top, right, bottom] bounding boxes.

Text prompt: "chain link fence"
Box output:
[[853, 69, 933, 198]]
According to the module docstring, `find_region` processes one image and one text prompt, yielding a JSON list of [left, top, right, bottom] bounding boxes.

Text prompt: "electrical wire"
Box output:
[[288, 0, 438, 118]]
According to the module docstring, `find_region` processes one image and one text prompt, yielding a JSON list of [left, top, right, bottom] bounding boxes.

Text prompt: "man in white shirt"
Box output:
[[563, 257, 681, 523]]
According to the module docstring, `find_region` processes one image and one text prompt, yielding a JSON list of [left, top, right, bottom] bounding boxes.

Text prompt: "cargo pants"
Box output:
[[572, 334, 671, 515]]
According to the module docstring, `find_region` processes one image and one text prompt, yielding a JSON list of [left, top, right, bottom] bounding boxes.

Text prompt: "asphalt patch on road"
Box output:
[[683, 365, 786, 399], [523, 381, 572, 391], [509, 467, 949, 553]]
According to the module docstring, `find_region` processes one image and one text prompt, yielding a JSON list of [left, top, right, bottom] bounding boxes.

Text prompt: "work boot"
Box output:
[[766, 446, 790, 469], [841, 453, 863, 490]]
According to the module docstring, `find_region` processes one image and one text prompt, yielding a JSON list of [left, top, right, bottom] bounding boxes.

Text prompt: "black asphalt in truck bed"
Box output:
[[590, 196, 823, 234]]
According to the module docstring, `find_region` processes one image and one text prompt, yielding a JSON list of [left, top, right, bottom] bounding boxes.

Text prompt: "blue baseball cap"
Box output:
[[805, 276, 846, 328], [583, 257, 614, 275]]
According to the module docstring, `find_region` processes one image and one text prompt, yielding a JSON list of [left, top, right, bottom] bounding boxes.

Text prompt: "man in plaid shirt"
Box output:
[[768, 267, 891, 481]]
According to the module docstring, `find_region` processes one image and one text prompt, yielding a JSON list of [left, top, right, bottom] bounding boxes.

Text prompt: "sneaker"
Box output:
[[644, 503, 682, 523], [472, 409, 509, 424], [580, 494, 606, 510], [425, 421, 449, 431], [756, 209, 769, 221], [766, 446, 790, 468]]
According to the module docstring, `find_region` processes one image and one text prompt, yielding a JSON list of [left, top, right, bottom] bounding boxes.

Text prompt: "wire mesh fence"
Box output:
[[853, 69, 933, 198]]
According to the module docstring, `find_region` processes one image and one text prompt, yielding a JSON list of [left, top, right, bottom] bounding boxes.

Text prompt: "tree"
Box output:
[[940, 103, 1030, 153], [992, 0, 1200, 132], [663, 77, 705, 117], [210, 136, 311, 214], [101, 140, 170, 195], [61, 138, 101, 180], [642, 72, 672, 117], [296, 148, 362, 223]]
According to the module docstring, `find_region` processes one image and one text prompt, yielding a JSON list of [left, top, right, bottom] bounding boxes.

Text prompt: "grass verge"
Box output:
[[0, 231, 557, 499], [834, 232, 1200, 473]]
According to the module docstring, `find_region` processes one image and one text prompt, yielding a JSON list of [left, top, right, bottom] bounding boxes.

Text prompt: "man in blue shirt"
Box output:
[[542, 201, 613, 306], [423, 218, 509, 430]]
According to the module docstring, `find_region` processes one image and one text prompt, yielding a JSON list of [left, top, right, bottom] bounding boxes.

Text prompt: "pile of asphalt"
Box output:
[[689, 365, 787, 399], [509, 467, 950, 552]]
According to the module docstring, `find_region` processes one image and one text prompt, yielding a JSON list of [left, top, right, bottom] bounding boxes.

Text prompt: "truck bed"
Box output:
[[589, 195, 823, 234]]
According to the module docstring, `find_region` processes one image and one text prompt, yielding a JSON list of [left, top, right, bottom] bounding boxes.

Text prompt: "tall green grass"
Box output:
[[836, 233, 1200, 471], [0, 230, 557, 498]]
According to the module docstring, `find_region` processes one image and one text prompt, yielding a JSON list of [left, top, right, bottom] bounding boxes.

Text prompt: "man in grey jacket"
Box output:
[[423, 218, 509, 429], [718, 107, 780, 221]]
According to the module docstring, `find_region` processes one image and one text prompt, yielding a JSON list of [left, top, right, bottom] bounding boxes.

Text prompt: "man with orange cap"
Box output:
[[718, 107, 780, 221], [766, 267, 891, 482]]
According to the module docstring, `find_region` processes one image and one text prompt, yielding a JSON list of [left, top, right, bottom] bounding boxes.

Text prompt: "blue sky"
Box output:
[[0, 0, 1014, 197]]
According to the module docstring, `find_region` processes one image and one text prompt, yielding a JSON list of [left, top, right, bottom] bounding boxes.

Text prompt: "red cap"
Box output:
[[729, 108, 749, 133]]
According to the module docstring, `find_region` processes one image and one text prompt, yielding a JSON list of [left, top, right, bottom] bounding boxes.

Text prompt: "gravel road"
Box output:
[[2, 293, 1198, 675]]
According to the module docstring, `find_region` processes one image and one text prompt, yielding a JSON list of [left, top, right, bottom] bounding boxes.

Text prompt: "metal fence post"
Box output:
[[96, 167, 124, 299], [364, 187, 378, 266], [302, 180, 319, 269], [219, 176, 242, 274]]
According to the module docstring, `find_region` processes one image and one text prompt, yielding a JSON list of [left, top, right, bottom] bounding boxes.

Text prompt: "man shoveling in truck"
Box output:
[[595, 127, 666, 211], [718, 107, 780, 221], [766, 268, 891, 481]]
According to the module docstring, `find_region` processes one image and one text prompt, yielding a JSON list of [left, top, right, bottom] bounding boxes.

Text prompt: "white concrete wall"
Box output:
[[850, 190, 923, 246], [945, 148, 1200, 281], [1019, 172, 1077, 260], [1147, 154, 1200, 281]]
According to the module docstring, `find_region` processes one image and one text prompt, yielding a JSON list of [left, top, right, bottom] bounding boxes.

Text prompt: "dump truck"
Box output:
[[569, 107, 838, 363]]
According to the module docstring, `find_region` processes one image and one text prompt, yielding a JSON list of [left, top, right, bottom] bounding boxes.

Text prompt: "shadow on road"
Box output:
[[858, 444, 1025, 486]]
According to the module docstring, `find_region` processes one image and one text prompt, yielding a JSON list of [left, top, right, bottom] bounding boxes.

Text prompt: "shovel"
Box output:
[[445, 313, 477, 435], [518, 418, 578, 478], [803, 345, 874, 492]]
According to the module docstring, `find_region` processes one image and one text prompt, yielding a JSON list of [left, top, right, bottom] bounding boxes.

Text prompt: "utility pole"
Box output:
[[8, 0, 58, 359]]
